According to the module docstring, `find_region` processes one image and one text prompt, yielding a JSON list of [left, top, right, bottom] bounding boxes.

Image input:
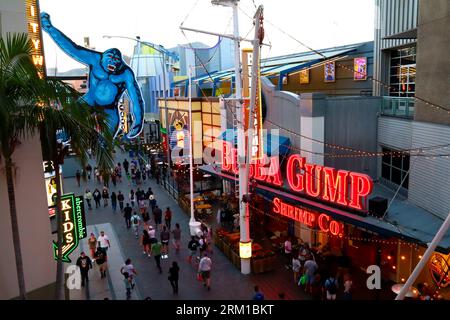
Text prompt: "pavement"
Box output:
[[63, 149, 394, 300]]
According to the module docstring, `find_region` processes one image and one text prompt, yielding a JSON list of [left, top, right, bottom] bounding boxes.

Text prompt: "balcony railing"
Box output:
[[381, 97, 415, 118]]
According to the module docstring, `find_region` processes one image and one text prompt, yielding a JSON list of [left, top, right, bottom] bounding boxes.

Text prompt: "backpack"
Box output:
[[132, 216, 138, 224], [327, 278, 337, 295]]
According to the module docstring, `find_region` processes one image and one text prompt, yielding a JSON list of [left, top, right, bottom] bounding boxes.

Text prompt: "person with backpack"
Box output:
[[117, 191, 125, 211], [131, 212, 141, 238], [324, 275, 339, 300]]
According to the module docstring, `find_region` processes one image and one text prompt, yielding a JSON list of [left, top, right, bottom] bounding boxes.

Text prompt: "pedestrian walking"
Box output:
[[153, 205, 162, 231], [123, 203, 132, 229], [95, 167, 101, 184], [303, 255, 318, 294], [198, 252, 212, 291], [111, 192, 117, 212], [81, 169, 87, 184], [86, 164, 92, 180], [172, 223, 181, 253], [84, 189, 93, 210], [97, 230, 111, 255], [131, 212, 141, 238], [93, 188, 101, 209], [324, 275, 339, 301], [149, 195, 156, 211], [123, 158, 129, 175], [148, 225, 157, 244], [121, 258, 138, 285], [129, 189, 135, 208], [187, 236, 200, 264], [160, 226, 170, 258], [76, 170, 81, 187], [102, 186, 109, 207], [253, 286, 265, 300], [111, 170, 117, 187], [76, 251, 92, 287], [117, 191, 125, 211], [168, 261, 180, 294], [151, 240, 163, 273], [88, 233, 97, 258], [141, 209, 150, 226], [284, 237, 292, 269], [141, 229, 152, 257], [292, 254, 301, 284], [343, 273, 353, 300], [164, 207, 172, 230], [123, 272, 132, 299], [94, 247, 107, 279]]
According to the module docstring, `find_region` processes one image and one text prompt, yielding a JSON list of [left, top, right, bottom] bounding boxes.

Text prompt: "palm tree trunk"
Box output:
[[5, 156, 27, 299], [54, 153, 65, 300]]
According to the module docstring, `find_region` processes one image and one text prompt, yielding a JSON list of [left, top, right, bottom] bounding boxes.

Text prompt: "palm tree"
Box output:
[[0, 33, 114, 299]]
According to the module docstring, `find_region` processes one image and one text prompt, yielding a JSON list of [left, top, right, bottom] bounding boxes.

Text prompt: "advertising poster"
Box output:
[[324, 61, 335, 82], [300, 69, 310, 84], [354, 57, 367, 80]]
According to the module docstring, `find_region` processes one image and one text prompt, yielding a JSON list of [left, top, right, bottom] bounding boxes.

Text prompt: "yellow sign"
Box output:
[[239, 241, 252, 259], [26, 0, 46, 79]]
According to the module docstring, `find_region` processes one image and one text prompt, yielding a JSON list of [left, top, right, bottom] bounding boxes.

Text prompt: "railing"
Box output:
[[381, 97, 415, 118]]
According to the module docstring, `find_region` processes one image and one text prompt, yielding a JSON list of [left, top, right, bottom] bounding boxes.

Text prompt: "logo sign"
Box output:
[[222, 144, 373, 211], [273, 197, 344, 236], [53, 194, 87, 263], [119, 104, 128, 134], [26, 0, 46, 79], [429, 253, 450, 288]]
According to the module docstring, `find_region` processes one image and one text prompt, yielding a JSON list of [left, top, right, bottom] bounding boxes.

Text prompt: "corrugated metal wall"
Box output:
[[373, 0, 419, 95], [378, 116, 413, 149], [408, 122, 450, 219]]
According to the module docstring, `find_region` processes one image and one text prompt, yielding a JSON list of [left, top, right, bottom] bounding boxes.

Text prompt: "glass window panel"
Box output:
[[382, 163, 391, 180], [392, 155, 402, 169], [391, 168, 402, 185], [402, 156, 410, 171], [202, 113, 211, 125], [202, 103, 212, 113], [382, 149, 391, 164], [402, 175, 409, 189]]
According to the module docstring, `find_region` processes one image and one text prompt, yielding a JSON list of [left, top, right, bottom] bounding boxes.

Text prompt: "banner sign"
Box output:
[[52, 193, 87, 263], [26, 0, 46, 78]]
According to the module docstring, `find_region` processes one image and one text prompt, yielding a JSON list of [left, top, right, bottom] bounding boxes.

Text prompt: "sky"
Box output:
[[40, 0, 375, 72]]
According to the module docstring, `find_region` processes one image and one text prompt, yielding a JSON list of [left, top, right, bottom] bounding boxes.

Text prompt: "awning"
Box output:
[[383, 28, 417, 40], [218, 128, 291, 157]]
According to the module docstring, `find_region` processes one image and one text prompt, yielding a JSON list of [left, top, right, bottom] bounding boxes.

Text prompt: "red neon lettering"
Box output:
[[318, 214, 330, 233], [329, 220, 340, 236], [322, 167, 349, 206], [265, 157, 283, 186], [286, 155, 305, 192], [305, 164, 322, 197], [288, 204, 294, 219], [222, 142, 231, 171], [273, 197, 281, 213], [254, 159, 266, 182], [231, 148, 238, 175], [348, 172, 373, 210]]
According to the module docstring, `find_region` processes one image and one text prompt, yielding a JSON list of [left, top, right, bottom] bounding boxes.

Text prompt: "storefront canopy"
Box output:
[[218, 128, 291, 157]]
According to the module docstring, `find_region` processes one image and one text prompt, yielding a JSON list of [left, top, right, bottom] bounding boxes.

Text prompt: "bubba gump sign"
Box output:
[[222, 143, 373, 211]]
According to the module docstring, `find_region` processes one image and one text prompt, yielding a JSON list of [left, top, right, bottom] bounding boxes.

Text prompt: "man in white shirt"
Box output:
[[198, 252, 212, 291], [284, 238, 292, 270], [97, 231, 110, 254]]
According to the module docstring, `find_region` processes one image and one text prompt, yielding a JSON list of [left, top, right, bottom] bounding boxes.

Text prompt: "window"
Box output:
[[381, 147, 410, 189], [389, 46, 416, 97]]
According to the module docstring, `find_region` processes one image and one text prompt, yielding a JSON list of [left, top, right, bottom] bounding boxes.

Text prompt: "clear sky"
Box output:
[[40, 0, 375, 72]]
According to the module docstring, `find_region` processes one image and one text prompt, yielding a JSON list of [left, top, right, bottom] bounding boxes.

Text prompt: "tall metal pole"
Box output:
[[161, 52, 172, 181], [229, 1, 251, 275], [396, 211, 450, 300], [188, 65, 202, 236]]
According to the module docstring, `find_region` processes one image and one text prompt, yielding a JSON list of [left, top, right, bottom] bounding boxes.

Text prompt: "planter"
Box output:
[[230, 249, 241, 269], [251, 256, 277, 274], [214, 234, 224, 251], [222, 242, 232, 259]]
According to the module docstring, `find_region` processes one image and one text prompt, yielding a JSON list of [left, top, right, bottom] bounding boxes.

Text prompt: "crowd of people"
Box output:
[[75, 156, 215, 298]]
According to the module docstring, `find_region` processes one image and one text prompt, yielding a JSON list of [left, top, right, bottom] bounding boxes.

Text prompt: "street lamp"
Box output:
[[103, 35, 172, 174]]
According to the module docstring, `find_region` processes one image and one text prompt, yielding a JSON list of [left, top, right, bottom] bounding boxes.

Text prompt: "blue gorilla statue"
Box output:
[[41, 12, 144, 140]]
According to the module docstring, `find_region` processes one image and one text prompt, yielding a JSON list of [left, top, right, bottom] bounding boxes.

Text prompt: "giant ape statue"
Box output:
[[41, 12, 144, 139]]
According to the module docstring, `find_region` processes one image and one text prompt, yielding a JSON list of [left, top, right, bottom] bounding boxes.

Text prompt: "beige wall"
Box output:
[[0, 1, 56, 299], [414, 0, 450, 125]]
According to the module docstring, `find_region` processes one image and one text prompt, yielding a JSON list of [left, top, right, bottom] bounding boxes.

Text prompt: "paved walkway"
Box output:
[[62, 150, 309, 300]]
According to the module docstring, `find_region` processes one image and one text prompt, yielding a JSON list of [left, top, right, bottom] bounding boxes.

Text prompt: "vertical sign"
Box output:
[[241, 49, 264, 160], [354, 57, 367, 80], [52, 193, 87, 263], [25, 0, 46, 79], [119, 104, 128, 134], [324, 61, 335, 82]]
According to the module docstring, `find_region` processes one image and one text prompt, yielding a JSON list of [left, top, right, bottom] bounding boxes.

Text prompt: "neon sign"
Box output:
[[273, 197, 344, 236], [52, 193, 87, 263], [26, 0, 46, 79], [222, 143, 373, 211]]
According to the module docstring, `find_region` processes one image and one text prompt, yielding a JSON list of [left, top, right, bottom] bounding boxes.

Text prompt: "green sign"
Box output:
[[53, 193, 87, 263]]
